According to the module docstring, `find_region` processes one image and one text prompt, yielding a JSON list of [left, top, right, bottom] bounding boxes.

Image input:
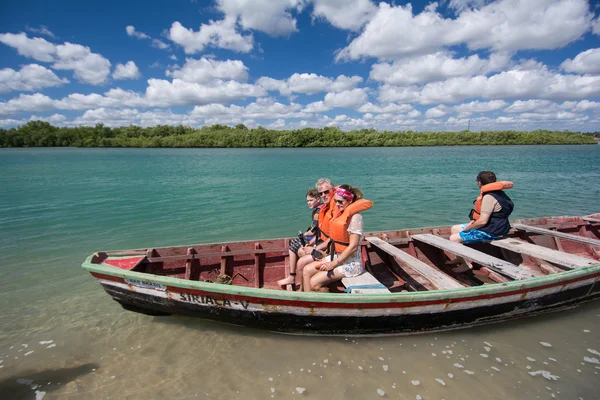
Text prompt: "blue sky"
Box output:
[[1, 0, 600, 131]]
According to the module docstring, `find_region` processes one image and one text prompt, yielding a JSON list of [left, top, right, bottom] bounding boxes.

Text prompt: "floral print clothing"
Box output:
[[328, 214, 365, 278]]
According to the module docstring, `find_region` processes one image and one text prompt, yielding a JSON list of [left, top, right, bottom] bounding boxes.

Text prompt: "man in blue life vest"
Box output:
[[450, 171, 514, 244]]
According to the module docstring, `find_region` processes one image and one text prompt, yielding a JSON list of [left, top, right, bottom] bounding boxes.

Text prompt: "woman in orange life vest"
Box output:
[[449, 170, 514, 246], [302, 184, 373, 292], [278, 178, 336, 288]]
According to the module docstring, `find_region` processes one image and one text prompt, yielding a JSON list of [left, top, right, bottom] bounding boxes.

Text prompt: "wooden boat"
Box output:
[[82, 214, 600, 335]]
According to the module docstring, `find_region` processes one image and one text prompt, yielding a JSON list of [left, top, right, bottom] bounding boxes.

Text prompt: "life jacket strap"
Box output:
[[328, 239, 350, 258]]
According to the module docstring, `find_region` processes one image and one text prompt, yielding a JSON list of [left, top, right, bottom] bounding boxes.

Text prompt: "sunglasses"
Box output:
[[334, 199, 345, 205], [319, 189, 331, 196]]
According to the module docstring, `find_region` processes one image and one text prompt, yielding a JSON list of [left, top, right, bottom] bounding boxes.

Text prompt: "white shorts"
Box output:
[[328, 254, 365, 278]]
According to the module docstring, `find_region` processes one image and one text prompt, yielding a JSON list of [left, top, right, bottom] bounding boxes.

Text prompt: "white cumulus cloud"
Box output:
[[303, 101, 331, 113], [425, 106, 448, 118], [0, 64, 68, 93], [112, 61, 141, 80], [370, 51, 511, 85], [323, 88, 368, 108], [0, 32, 56, 62], [72, 108, 199, 128], [379, 65, 600, 105], [25, 25, 55, 38], [0, 93, 58, 116], [505, 99, 558, 113], [566, 100, 600, 112], [151, 39, 170, 50], [0, 33, 112, 85], [561, 48, 600, 75], [311, 0, 377, 31], [144, 78, 266, 106], [337, 0, 594, 61], [126, 25, 171, 50], [357, 102, 416, 114], [167, 57, 248, 83], [217, 0, 304, 36], [0, 76, 270, 116], [191, 97, 308, 119], [454, 100, 508, 114], [257, 73, 362, 96], [52, 42, 111, 85], [168, 19, 253, 54], [126, 25, 150, 39]]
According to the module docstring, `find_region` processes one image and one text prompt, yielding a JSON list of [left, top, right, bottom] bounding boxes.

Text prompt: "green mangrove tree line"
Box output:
[[0, 121, 596, 148]]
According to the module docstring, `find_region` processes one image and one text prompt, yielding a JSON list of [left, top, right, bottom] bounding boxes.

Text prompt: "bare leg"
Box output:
[[295, 253, 315, 290], [445, 225, 466, 263], [278, 250, 298, 286], [450, 224, 464, 235], [448, 228, 472, 272], [278, 247, 312, 286], [302, 260, 323, 292], [297, 253, 313, 269], [449, 233, 463, 243], [310, 268, 345, 290]]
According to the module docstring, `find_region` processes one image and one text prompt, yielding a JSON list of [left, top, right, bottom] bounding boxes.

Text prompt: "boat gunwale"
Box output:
[[82, 214, 600, 304], [82, 253, 600, 304]]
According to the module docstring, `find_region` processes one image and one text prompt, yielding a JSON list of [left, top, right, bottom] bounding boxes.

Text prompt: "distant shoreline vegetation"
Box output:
[[0, 121, 597, 148]]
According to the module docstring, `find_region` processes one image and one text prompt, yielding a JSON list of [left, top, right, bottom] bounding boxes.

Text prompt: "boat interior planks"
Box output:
[[491, 238, 598, 269], [411, 234, 536, 280], [366, 237, 464, 290], [367, 240, 441, 291], [514, 223, 600, 247]]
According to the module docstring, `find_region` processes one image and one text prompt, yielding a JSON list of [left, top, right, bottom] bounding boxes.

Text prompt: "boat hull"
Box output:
[[93, 269, 600, 335], [83, 214, 600, 335]]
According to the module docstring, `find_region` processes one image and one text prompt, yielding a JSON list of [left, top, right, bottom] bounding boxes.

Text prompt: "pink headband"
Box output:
[[335, 188, 354, 202]]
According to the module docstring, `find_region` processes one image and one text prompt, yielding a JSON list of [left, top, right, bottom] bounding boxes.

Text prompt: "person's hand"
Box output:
[[317, 260, 337, 271], [318, 262, 331, 271]]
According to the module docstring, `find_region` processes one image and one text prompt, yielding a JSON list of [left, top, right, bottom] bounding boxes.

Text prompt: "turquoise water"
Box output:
[[1, 146, 599, 399]]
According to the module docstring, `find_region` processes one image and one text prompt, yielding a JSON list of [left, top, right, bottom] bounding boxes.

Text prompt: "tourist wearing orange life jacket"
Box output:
[[278, 178, 336, 288], [302, 184, 373, 292], [449, 171, 514, 244]]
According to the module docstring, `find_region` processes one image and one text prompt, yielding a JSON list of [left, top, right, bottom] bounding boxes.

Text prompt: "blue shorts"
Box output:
[[459, 225, 500, 244]]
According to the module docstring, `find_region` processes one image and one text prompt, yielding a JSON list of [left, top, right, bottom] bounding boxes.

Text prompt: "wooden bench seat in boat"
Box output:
[[411, 234, 536, 280], [366, 237, 464, 290], [490, 238, 598, 269], [342, 272, 391, 294], [582, 217, 600, 223], [513, 224, 600, 247]]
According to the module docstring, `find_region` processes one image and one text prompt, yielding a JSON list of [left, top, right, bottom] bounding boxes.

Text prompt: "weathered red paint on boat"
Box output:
[[82, 214, 600, 335], [90, 270, 600, 309]]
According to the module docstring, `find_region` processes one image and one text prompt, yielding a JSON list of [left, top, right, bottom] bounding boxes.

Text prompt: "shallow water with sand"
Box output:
[[1, 145, 599, 399]]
